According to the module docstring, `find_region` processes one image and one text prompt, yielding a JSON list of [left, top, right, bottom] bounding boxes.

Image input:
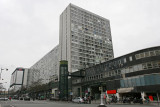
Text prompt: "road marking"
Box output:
[[10, 105, 14, 107]]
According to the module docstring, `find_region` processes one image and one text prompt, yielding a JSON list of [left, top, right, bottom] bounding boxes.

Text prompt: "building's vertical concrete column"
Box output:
[[157, 93, 160, 105], [80, 87, 82, 97], [141, 92, 146, 100], [116, 93, 120, 101]]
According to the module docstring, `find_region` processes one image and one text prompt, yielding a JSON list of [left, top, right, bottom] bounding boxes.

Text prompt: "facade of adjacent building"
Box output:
[[10, 68, 28, 92], [59, 4, 114, 73], [27, 45, 59, 87], [72, 46, 160, 101]]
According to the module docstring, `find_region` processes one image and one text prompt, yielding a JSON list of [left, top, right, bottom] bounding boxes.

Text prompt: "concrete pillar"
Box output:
[[141, 92, 146, 101], [157, 93, 159, 105], [116, 93, 120, 101]]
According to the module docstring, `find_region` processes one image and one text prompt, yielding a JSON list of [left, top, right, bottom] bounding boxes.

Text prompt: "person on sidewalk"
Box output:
[[104, 94, 106, 104], [9, 97, 12, 101], [88, 96, 91, 104], [106, 96, 110, 104]]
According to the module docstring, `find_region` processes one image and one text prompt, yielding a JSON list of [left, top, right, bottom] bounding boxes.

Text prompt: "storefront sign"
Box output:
[[107, 90, 116, 94]]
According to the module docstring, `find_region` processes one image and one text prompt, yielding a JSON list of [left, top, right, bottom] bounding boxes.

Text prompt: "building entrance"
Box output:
[[91, 86, 101, 100]]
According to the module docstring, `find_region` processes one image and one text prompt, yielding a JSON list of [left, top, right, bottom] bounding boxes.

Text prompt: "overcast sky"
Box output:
[[0, 0, 160, 89]]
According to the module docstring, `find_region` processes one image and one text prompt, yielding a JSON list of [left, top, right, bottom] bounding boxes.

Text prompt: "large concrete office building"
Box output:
[[59, 4, 114, 73], [27, 45, 59, 87]]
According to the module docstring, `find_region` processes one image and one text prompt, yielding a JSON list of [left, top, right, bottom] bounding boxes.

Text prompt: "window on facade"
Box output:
[[133, 65, 138, 71], [150, 51, 156, 56], [155, 50, 160, 56], [129, 56, 133, 61], [147, 62, 153, 69], [101, 74, 103, 78], [140, 76, 145, 86], [128, 78, 132, 87], [135, 77, 141, 86], [111, 71, 115, 76], [120, 79, 125, 88], [124, 79, 128, 87], [137, 64, 143, 71], [124, 58, 127, 63], [142, 63, 147, 70], [125, 67, 129, 73], [135, 54, 140, 59], [131, 78, 136, 86], [109, 72, 111, 76], [158, 61, 160, 67], [144, 52, 150, 57], [140, 53, 145, 58], [118, 70, 121, 75], [121, 68, 126, 74], [129, 66, 133, 72], [152, 61, 159, 68]]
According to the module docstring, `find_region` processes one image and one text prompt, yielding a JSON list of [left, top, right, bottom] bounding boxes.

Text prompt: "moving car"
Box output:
[[72, 97, 84, 103]]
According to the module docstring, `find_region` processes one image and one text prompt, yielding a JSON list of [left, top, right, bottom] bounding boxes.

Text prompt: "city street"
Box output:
[[0, 100, 159, 107]]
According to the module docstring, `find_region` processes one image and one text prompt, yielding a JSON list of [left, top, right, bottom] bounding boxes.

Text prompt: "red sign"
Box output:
[[149, 96, 153, 101], [107, 90, 116, 94]]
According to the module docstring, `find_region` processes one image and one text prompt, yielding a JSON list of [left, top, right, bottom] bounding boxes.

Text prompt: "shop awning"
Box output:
[[117, 87, 134, 93]]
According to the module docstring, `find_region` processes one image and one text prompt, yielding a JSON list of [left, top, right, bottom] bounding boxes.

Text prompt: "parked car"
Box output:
[[50, 97, 59, 101], [133, 97, 143, 104], [0, 97, 8, 101], [24, 96, 30, 101], [72, 97, 84, 103], [19, 97, 24, 100], [123, 97, 131, 103]]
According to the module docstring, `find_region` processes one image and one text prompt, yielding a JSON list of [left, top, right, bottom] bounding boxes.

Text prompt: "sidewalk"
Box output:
[[91, 99, 160, 106], [37, 99, 160, 106]]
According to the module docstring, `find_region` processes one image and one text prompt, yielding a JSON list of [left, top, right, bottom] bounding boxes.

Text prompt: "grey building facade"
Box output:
[[59, 4, 114, 73], [71, 46, 160, 101], [27, 45, 59, 87]]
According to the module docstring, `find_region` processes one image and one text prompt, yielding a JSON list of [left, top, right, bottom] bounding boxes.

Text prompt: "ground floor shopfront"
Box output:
[[72, 83, 160, 102]]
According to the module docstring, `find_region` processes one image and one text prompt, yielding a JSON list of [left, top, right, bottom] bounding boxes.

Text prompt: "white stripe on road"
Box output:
[[10, 105, 14, 107]]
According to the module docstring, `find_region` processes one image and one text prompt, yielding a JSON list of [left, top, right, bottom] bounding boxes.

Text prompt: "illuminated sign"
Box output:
[[107, 90, 116, 94]]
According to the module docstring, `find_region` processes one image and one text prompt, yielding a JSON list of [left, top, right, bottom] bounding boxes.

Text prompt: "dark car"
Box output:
[[24, 96, 30, 101], [19, 97, 24, 100], [123, 97, 131, 103], [133, 97, 143, 104]]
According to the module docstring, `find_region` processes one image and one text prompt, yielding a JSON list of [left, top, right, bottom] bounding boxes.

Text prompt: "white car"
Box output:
[[72, 97, 84, 103], [0, 97, 8, 101]]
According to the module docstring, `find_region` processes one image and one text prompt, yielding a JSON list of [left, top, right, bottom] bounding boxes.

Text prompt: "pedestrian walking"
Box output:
[[106, 96, 110, 104], [104, 94, 106, 104], [9, 97, 12, 101], [88, 96, 91, 104]]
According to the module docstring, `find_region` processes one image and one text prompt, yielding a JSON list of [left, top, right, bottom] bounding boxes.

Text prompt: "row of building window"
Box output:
[[135, 50, 160, 59], [70, 7, 107, 25], [83, 60, 160, 82], [105, 60, 160, 77], [120, 74, 160, 88]]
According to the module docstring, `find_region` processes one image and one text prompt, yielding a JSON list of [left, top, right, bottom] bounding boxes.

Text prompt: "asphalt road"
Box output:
[[0, 100, 159, 107]]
